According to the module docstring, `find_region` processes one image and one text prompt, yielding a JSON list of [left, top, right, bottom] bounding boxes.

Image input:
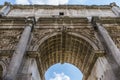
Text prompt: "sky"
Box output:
[[45, 63, 83, 80], [0, 0, 120, 80], [0, 0, 120, 6]]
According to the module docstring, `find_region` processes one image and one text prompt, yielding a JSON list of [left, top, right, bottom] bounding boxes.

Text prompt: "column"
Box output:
[[91, 17, 120, 66], [0, 2, 11, 17], [3, 17, 35, 80], [110, 2, 120, 16]]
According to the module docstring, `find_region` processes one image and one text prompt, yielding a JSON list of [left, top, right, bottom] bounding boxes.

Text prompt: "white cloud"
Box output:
[[49, 72, 70, 80], [16, 0, 30, 4], [47, 0, 68, 5], [79, 0, 87, 4], [30, 0, 45, 4], [15, 0, 69, 5]]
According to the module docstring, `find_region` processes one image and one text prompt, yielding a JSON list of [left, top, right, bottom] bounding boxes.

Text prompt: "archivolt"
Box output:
[[33, 31, 98, 51], [0, 60, 7, 78], [35, 31, 99, 80]]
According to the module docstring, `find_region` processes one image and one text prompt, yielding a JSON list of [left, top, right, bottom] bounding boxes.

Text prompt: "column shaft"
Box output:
[[112, 6, 120, 16], [0, 2, 10, 16], [4, 25, 32, 80], [96, 23, 120, 66]]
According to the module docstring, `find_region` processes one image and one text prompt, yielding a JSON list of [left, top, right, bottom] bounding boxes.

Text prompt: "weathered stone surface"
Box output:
[[0, 2, 11, 17], [0, 2, 120, 80], [3, 18, 34, 80], [7, 6, 116, 17], [88, 57, 116, 80]]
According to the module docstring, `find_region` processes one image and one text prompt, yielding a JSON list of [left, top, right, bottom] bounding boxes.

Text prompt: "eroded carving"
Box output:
[[0, 30, 22, 50]]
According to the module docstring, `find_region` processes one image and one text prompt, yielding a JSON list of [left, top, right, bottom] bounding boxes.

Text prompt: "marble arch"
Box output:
[[0, 2, 120, 80], [36, 31, 99, 80]]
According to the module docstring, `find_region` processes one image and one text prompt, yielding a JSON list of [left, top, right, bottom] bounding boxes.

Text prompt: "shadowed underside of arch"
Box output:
[[0, 65, 3, 79], [37, 32, 99, 80]]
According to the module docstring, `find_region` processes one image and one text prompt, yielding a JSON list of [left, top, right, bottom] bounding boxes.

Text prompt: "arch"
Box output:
[[0, 60, 7, 79], [0, 65, 3, 79], [67, 32, 98, 50], [37, 31, 99, 80], [33, 31, 98, 51]]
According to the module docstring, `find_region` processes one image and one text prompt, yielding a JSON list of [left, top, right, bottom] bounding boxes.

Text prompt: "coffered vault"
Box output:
[[37, 31, 99, 80], [0, 2, 120, 80]]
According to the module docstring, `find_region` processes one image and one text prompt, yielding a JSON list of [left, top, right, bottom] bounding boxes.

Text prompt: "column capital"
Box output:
[[25, 17, 36, 31], [110, 2, 118, 7], [110, 2, 120, 16], [0, 2, 11, 17], [91, 16, 100, 30], [91, 16, 99, 23], [4, 2, 11, 6]]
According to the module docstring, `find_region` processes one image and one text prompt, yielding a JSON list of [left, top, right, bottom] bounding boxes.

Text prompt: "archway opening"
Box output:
[[45, 63, 83, 80], [37, 32, 98, 80]]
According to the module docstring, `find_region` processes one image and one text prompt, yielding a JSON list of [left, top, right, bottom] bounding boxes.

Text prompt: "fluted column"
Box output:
[[110, 2, 120, 16], [91, 17, 120, 66], [3, 17, 35, 80], [0, 2, 11, 17]]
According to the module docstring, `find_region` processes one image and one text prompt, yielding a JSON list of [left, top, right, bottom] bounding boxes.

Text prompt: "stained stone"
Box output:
[[0, 2, 120, 80]]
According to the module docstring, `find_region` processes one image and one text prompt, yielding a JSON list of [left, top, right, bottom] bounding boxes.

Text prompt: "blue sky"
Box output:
[[45, 63, 83, 80], [0, 0, 120, 6]]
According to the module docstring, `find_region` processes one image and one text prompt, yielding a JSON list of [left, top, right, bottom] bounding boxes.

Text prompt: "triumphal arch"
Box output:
[[0, 2, 120, 80]]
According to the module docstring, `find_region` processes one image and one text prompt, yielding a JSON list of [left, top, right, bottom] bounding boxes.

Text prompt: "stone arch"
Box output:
[[0, 60, 7, 79], [37, 31, 99, 80], [0, 65, 2, 79], [33, 31, 98, 51]]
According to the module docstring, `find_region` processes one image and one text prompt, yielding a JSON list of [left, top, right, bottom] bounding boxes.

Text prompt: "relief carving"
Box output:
[[0, 30, 22, 50]]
